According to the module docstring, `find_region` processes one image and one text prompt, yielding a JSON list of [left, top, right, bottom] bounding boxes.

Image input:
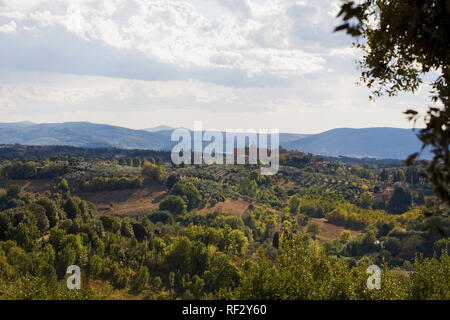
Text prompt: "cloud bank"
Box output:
[[0, 0, 431, 132]]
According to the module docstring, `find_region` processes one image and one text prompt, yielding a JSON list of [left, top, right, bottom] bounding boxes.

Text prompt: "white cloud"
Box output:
[[0, 68, 432, 132], [0, 0, 428, 133], [0, 20, 16, 32], [0, 0, 351, 84]]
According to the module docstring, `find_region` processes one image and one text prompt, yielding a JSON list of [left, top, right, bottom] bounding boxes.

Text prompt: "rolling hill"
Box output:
[[0, 122, 171, 150], [283, 127, 429, 159], [0, 122, 428, 159]]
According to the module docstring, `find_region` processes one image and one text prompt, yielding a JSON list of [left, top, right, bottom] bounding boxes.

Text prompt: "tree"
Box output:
[[132, 266, 150, 292], [191, 275, 205, 298], [335, 0, 450, 205], [148, 210, 174, 224], [31, 204, 50, 233], [100, 215, 121, 233], [306, 223, 320, 238], [171, 181, 202, 211], [159, 195, 187, 215], [58, 178, 70, 195], [142, 162, 166, 184], [89, 255, 103, 278], [340, 230, 352, 242], [239, 178, 258, 198], [384, 237, 401, 256], [132, 157, 141, 167], [388, 186, 412, 214], [153, 276, 163, 291], [225, 229, 248, 256], [14, 222, 40, 251], [36, 198, 59, 227], [287, 195, 301, 214], [6, 185, 21, 200], [63, 197, 81, 220], [272, 231, 280, 249], [166, 175, 180, 189], [49, 227, 66, 253], [409, 251, 450, 299], [168, 272, 175, 295], [359, 191, 373, 209]]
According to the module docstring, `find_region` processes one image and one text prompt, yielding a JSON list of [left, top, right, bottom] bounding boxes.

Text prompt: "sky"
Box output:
[[0, 0, 432, 133]]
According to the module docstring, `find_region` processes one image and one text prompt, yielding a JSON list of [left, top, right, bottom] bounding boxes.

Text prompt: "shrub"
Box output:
[[142, 162, 166, 184], [159, 195, 187, 215], [148, 210, 174, 224]]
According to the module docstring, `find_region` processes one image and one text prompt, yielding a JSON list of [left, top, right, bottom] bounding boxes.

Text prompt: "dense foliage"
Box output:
[[0, 147, 448, 300], [335, 0, 449, 205]]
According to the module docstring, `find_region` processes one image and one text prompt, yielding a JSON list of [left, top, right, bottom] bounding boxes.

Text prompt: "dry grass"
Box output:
[[198, 198, 253, 217], [309, 217, 361, 240], [76, 184, 167, 217], [0, 179, 53, 194]]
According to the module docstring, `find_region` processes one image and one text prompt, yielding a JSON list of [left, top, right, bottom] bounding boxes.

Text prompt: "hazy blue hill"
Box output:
[[141, 129, 309, 150], [283, 127, 430, 159], [0, 122, 429, 159], [279, 133, 310, 144], [143, 125, 174, 132], [0, 122, 170, 150]]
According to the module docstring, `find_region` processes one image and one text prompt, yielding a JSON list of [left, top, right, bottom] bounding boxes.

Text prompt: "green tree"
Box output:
[[159, 195, 187, 215], [340, 230, 352, 242], [36, 197, 59, 227], [287, 195, 301, 214], [153, 276, 163, 291], [359, 191, 373, 209], [408, 251, 450, 299], [132, 266, 150, 292], [225, 229, 248, 256], [132, 157, 141, 167], [100, 215, 122, 233], [388, 186, 412, 214], [63, 197, 81, 220], [14, 222, 40, 251], [171, 180, 202, 211], [239, 178, 258, 198], [166, 175, 180, 189], [384, 237, 401, 256], [335, 0, 450, 205], [142, 162, 166, 184], [89, 255, 103, 278], [191, 275, 205, 298], [306, 223, 320, 238], [272, 231, 280, 249], [58, 178, 70, 196], [33, 205, 50, 234], [6, 185, 21, 200], [169, 272, 175, 295]]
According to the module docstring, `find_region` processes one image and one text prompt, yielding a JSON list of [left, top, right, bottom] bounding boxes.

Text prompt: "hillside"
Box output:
[[0, 122, 171, 150], [283, 127, 430, 159], [0, 122, 429, 159], [0, 144, 447, 301]]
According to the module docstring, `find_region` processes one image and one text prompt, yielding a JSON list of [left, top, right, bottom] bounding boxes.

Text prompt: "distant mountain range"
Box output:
[[283, 127, 429, 159], [0, 122, 429, 160], [0, 122, 171, 150]]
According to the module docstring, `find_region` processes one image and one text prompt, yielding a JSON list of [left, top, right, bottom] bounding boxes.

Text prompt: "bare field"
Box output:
[[4, 178, 362, 241], [198, 197, 252, 217], [309, 217, 361, 240], [0, 179, 53, 194], [76, 185, 167, 217]]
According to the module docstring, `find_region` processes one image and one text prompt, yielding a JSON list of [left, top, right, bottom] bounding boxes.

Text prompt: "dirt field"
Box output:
[[76, 185, 168, 217], [309, 217, 361, 240], [198, 197, 252, 217], [2, 178, 361, 240], [78, 186, 254, 218], [0, 179, 53, 194]]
